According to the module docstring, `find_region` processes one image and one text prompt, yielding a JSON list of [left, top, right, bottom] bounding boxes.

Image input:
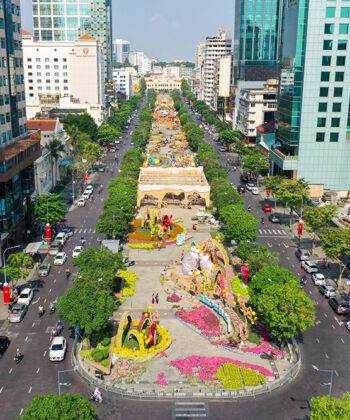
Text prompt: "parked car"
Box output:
[[48, 241, 62, 256], [262, 204, 272, 212], [49, 336, 67, 361], [328, 297, 349, 315], [295, 248, 311, 261], [78, 198, 86, 207], [269, 213, 280, 223], [55, 232, 67, 247], [85, 185, 93, 193], [219, 147, 228, 152], [17, 288, 34, 306], [319, 284, 336, 298], [110, 147, 116, 153], [237, 185, 246, 193], [240, 174, 249, 183], [302, 260, 319, 273], [38, 263, 51, 277], [97, 165, 106, 172], [8, 303, 27, 323], [0, 336, 9, 358], [72, 246, 83, 259], [246, 182, 256, 191], [82, 191, 91, 200], [312, 273, 326, 286], [54, 252, 67, 265], [251, 187, 259, 195], [346, 321, 350, 332]]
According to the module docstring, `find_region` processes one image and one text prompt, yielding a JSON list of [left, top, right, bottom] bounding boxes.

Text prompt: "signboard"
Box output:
[[46, 224, 51, 242], [3, 284, 10, 304]]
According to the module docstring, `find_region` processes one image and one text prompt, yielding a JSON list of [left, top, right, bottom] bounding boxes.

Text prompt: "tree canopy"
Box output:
[[310, 394, 350, 420], [303, 205, 337, 251], [33, 194, 66, 225], [63, 113, 98, 139], [242, 153, 269, 177], [18, 393, 96, 420], [236, 241, 279, 275], [219, 205, 259, 243]]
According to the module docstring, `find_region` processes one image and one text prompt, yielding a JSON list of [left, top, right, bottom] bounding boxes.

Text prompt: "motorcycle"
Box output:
[[49, 305, 56, 314], [38, 307, 44, 318], [260, 352, 277, 360], [14, 353, 23, 364], [90, 392, 103, 403], [127, 260, 135, 267]]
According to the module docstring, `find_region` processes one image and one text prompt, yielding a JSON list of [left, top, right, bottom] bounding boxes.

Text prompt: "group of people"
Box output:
[[50, 320, 63, 340], [151, 293, 159, 304]]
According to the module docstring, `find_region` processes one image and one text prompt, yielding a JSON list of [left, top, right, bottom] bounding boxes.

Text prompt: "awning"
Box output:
[[24, 241, 42, 255], [59, 158, 73, 166]]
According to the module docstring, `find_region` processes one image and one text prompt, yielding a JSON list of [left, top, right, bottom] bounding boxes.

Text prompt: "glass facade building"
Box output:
[[274, 0, 350, 191], [32, 0, 112, 81], [234, 0, 283, 80]]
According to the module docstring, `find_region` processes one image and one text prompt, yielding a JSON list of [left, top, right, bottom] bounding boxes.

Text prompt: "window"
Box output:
[[331, 117, 340, 127], [321, 71, 330, 81], [54, 58, 58, 62], [322, 56, 331, 65], [63, 80, 68, 83], [46, 80, 50, 83], [54, 79, 59, 83], [64, 87, 68, 91], [326, 7, 336, 17], [54, 65, 58, 69], [323, 40, 333, 50], [45, 58, 49, 62], [63, 65, 67, 69], [320, 87, 329, 97], [47, 86, 51, 91], [63, 72, 68, 76], [317, 117, 326, 127], [333, 103, 342, 112], [330, 133, 339, 142], [36, 65, 41, 69], [334, 87, 343, 97], [316, 133, 325, 142], [335, 71, 344, 81], [36, 58, 40, 62], [54, 72, 59, 76], [37, 79, 42, 83], [340, 23, 349, 34], [27, 58, 32, 62], [38, 86, 42, 91], [63, 58, 67, 62], [45, 65, 50, 69], [325, 23, 334, 34], [55, 86, 60, 91], [45, 72, 50, 76], [341, 7, 350, 17], [336, 56, 346, 65], [338, 40, 347, 50], [37, 72, 41, 76]]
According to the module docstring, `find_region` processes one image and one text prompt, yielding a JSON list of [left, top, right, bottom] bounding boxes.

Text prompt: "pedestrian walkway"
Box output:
[[172, 401, 209, 420], [258, 228, 288, 237]]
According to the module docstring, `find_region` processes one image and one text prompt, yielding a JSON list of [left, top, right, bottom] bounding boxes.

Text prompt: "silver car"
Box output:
[[38, 263, 51, 277], [8, 303, 27, 323]]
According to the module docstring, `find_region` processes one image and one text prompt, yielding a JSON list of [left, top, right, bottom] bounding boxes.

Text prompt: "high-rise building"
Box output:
[[234, 0, 283, 81], [213, 55, 233, 118], [195, 42, 206, 69], [0, 2, 41, 247], [32, 0, 112, 82], [272, 0, 350, 193], [22, 31, 105, 123], [113, 39, 130, 63], [200, 31, 232, 107], [128, 51, 145, 67]]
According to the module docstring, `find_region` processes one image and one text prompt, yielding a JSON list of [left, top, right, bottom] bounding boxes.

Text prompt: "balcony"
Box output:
[[269, 147, 298, 170]]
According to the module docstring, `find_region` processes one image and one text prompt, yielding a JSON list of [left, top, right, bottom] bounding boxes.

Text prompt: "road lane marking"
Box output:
[[84, 228, 87, 233], [25, 336, 28, 342], [315, 321, 320, 325], [341, 338, 345, 344], [335, 370, 339, 377], [36, 368, 40, 374], [272, 230, 277, 234], [332, 324, 335, 329], [286, 256, 290, 260], [316, 338, 320, 343], [325, 353, 329, 359], [53, 279, 56, 283], [0, 386, 3, 393], [334, 316, 343, 326], [9, 368, 13, 374], [32, 297, 40, 304], [32, 322, 35, 327], [19, 409, 23, 416], [324, 313, 328, 317], [28, 387, 32, 393], [283, 243, 289, 248], [43, 351, 47, 357], [49, 289, 52, 293]]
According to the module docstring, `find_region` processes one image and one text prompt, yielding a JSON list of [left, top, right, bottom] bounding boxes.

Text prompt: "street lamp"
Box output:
[[57, 367, 77, 396], [3, 245, 20, 285], [312, 364, 334, 397]]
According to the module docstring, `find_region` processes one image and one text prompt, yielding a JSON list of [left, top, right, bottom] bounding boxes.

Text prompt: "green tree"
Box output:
[[46, 138, 65, 186], [219, 130, 241, 144], [321, 227, 350, 289], [263, 175, 287, 208], [19, 393, 96, 420], [186, 126, 204, 151], [219, 205, 259, 243], [98, 124, 120, 145], [274, 178, 309, 226], [57, 282, 115, 335], [242, 153, 269, 180], [254, 281, 315, 340], [303, 205, 337, 253], [248, 266, 298, 304], [233, 140, 251, 158], [310, 394, 350, 420], [213, 187, 243, 211], [63, 113, 98, 139], [236, 241, 278, 276], [33, 194, 66, 225], [1, 252, 33, 286]]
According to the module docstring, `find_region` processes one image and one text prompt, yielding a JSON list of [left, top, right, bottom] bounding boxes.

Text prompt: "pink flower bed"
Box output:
[[158, 372, 168, 386], [169, 355, 274, 381], [176, 306, 222, 338]]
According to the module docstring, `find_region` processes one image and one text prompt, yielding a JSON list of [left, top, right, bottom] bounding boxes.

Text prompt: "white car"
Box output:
[[72, 246, 83, 259], [78, 198, 86, 207], [49, 336, 67, 361], [54, 252, 67, 265], [312, 273, 326, 286], [302, 260, 319, 273], [85, 185, 93, 193], [82, 191, 91, 200], [17, 288, 33, 306], [251, 187, 259, 195], [246, 183, 255, 191]]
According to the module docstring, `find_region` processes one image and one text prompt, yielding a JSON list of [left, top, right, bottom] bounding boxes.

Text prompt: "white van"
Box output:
[[55, 232, 67, 247]]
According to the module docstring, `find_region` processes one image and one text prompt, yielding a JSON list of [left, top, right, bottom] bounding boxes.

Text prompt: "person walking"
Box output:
[[155, 293, 159, 304], [158, 242, 161, 251], [152, 293, 155, 305]]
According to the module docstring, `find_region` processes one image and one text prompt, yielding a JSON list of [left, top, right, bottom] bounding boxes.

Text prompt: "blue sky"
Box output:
[[20, 0, 235, 61]]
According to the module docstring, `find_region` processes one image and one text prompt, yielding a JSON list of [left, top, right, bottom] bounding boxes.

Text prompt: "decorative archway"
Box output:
[[187, 192, 206, 206]]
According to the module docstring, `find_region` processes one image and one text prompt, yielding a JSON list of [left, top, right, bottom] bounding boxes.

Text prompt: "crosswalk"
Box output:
[[258, 228, 287, 237], [172, 401, 209, 419], [74, 228, 97, 234]]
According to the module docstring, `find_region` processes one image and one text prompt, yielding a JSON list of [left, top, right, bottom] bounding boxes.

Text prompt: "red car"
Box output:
[[262, 204, 272, 212]]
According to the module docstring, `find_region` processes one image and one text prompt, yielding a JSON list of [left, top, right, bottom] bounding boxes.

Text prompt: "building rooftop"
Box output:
[[22, 29, 32, 36], [27, 119, 58, 132], [78, 34, 96, 41]]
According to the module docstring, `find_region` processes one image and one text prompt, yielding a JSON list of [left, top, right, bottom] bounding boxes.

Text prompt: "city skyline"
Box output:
[[20, 0, 235, 62]]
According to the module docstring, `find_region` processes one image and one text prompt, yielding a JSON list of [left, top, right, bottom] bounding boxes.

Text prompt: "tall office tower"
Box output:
[[195, 42, 206, 69], [32, 0, 113, 82], [234, 0, 283, 81], [0, 1, 41, 244], [114, 39, 131, 63], [273, 0, 350, 193], [201, 31, 232, 107]]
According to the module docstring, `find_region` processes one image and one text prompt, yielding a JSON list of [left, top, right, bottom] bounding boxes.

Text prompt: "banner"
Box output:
[[46, 224, 51, 242], [3, 284, 10, 304]]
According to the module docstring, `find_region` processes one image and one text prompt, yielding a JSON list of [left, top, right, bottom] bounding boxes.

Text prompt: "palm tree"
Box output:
[[46, 138, 65, 188]]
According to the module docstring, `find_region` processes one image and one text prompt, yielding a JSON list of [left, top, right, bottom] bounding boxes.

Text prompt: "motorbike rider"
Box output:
[[49, 301, 55, 311], [15, 348, 21, 361], [38, 304, 44, 315], [65, 267, 71, 277], [247, 204, 251, 211], [93, 387, 102, 402], [81, 236, 85, 245]]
